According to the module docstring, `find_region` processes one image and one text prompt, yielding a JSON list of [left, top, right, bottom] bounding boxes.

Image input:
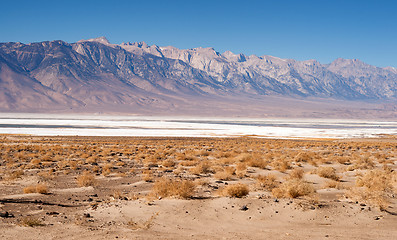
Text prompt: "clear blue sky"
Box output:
[[1, 0, 396, 67]]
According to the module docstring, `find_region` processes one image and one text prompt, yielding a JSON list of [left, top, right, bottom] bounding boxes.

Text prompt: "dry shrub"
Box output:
[[8, 169, 24, 180], [180, 159, 199, 167], [222, 183, 249, 198], [30, 158, 41, 167], [86, 156, 97, 164], [111, 190, 126, 200], [234, 153, 251, 162], [256, 174, 279, 191], [347, 157, 375, 171], [287, 168, 304, 180], [69, 160, 79, 170], [214, 166, 235, 180], [143, 154, 161, 167], [151, 177, 196, 199], [235, 162, 247, 178], [23, 184, 48, 194], [161, 159, 176, 168], [214, 171, 233, 181], [219, 156, 236, 165], [142, 170, 154, 182], [91, 165, 100, 173], [317, 166, 339, 181], [127, 212, 159, 230], [323, 180, 342, 189], [335, 156, 350, 165], [189, 161, 212, 175], [246, 156, 267, 169], [102, 163, 113, 176], [356, 169, 395, 191], [272, 179, 314, 198], [35, 184, 49, 194], [37, 169, 55, 181], [116, 161, 126, 167], [23, 185, 37, 194], [173, 165, 185, 175], [21, 217, 45, 227], [346, 169, 396, 209], [294, 152, 312, 162], [76, 172, 96, 187], [271, 159, 291, 172]]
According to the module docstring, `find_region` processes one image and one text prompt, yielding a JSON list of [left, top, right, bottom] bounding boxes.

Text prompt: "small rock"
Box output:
[[0, 212, 14, 218], [84, 213, 91, 218], [274, 199, 279, 203], [46, 212, 59, 216], [374, 216, 380, 220], [240, 205, 249, 211]]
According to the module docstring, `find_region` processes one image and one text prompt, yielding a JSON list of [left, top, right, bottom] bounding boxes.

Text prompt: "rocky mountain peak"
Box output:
[[2, 38, 397, 115], [77, 36, 111, 45], [222, 51, 247, 62], [131, 41, 149, 48]]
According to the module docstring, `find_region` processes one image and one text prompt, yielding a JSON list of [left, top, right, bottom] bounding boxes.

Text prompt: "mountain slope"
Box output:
[[1, 37, 397, 117], [0, 53, 82, 111], [122, 41, 397, 100]]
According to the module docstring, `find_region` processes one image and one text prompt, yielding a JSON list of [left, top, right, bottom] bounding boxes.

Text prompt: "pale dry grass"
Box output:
[[151, 177, 196, 199], [347, 169, 396, 209], [76, 172, 96, 187], [272, 179, 315, 198], [316, 166, 339, 181], [7, 169, 24, 180], [256, 174, 279, 191], [127, 212, 159, 230], [189, 161, 212, 175], [221, 183, 249, 198], [23, 184, 48, 194], [287, 168, 304, 180], [20, 217, 45, 227], [1, 135, 397, 214], [214, 166, 235, 180]]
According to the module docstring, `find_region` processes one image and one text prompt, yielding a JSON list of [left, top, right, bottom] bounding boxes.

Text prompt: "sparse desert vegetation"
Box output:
[[0, 135, 396, 239]]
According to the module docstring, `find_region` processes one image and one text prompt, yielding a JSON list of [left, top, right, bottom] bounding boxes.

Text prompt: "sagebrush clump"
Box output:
[[151, 177, 196, 199], [222, 183, 249, 198]]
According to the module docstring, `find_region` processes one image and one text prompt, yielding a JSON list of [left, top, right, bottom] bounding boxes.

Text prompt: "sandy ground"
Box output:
[[0, 135, 396, 239], [1, 195, 396, 240]]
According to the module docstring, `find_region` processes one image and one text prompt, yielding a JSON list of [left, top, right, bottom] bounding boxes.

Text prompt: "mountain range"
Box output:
[[1, 37, 396, 118]]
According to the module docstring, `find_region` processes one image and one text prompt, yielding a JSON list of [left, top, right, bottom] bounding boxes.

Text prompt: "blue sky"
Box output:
[[1, 0, 396, 67]]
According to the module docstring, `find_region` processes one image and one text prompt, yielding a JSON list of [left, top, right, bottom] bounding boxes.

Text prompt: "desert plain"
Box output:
[[0, 135, 396, 239]]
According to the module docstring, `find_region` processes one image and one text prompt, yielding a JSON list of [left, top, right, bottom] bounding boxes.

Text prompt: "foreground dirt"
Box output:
[[0, 135, 396, 239]]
